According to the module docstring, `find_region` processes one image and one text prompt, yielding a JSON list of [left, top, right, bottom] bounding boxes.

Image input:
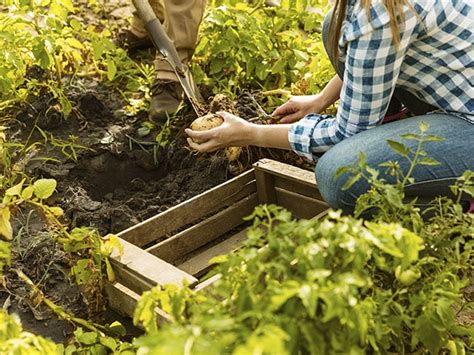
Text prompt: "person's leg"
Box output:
[[150, 0, 207, 122], [315, 114, 474, 214], [154, 0, 207, 81]]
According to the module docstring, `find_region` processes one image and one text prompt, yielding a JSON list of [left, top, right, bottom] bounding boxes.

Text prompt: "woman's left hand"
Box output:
[[185, 111, 253, 153]]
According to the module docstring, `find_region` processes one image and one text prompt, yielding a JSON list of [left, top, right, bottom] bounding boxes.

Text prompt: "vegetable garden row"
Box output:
[[0, 0, 472, 354]]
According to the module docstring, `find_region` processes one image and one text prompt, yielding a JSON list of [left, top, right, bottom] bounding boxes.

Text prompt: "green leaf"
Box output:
[[107, 321, 126, 337], [209, 254, 228, 265], [71, 259, 93, 284], [0, 208, 12, 241], [424, 134, 444, 142], [419, 121, 429, 133], [105, 258, 115, 282], [400, 133, 419, 140], [387, 139, 410, 157], [335, 166, 349, 178], [65, 37, 84, 50], [414, 314, 444, 354], [33, 178, 57, 199], [21, 185, 35, 200], [5, 179, 25, 197], [99, 336, 117, 351], [107, 59, 117, 81], [76, 330, 98, 345], [419, 157, 440, 166], [137, 126, 151, 137], [342, 172, 362, 190]]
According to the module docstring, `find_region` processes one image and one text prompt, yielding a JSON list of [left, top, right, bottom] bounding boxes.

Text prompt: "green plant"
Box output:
[[336, 121, 446, 227], [36, 126, 93, 161], [0, 0, 153, 118], [0, 310, 59, 354], [192, 0, 333, 104], [131, 124, 473, 354], [0, 139, 122, 310]]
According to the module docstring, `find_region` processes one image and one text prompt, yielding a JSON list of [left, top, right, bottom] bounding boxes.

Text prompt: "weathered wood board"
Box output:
[[107, 159, 329, 319]]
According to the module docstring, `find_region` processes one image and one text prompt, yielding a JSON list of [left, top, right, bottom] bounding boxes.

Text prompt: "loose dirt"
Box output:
[[2, 76, 310, 344], [1, 0, 314, 343]]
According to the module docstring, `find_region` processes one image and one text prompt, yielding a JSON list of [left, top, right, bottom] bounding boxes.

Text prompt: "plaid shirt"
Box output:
[[289, 0, 474, 161]]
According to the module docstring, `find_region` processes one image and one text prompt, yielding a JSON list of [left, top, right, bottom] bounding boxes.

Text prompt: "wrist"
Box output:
[[243, 122, 260, 146], [317, 92, 332, 111]]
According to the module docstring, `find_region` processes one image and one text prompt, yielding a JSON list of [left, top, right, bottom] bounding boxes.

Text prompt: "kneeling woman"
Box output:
[[186, 0, 473, 214]]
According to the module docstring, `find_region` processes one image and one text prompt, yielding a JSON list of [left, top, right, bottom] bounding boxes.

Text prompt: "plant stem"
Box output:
[[401, 138, 423, 187], [16, 269, 107, 333]]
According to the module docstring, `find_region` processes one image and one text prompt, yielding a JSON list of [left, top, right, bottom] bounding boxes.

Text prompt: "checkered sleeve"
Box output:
[[289, 7, 420, 161]]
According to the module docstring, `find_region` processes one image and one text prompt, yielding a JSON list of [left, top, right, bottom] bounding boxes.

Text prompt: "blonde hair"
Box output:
[[329, 0, 409, 60]]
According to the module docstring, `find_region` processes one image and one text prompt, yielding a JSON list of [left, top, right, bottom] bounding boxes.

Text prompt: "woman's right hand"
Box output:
[[272, 94, 326, 123]]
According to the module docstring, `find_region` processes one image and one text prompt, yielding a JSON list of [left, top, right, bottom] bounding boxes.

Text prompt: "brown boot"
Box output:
[[116, 29, 154, 53], [149, 79, 184, 123]]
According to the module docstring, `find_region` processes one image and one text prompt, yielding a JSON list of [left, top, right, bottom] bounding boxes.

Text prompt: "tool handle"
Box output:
[[132, 0, 156, 23]]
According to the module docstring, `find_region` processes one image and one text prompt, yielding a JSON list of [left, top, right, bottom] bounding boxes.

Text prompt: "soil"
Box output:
[[1, 46, 309, 349], [0, 0, 315, 344], [4, 80, 308, 341]]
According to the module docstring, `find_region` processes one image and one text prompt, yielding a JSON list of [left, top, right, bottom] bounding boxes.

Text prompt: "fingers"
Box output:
[[185, 126, 221, 153], [272, 102, 296, 117], [216, 111, 237, 122], [186, 137, 219, 153], [184, 128, 211, 142]]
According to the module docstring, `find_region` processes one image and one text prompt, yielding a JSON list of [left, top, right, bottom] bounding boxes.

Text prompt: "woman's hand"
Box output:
[[185, 111, 252, 153], [272, 94, 326, 123], [272, 75, 343, 123]]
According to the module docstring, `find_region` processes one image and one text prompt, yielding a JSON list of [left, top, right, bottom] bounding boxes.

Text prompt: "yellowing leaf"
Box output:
[[105, 258, 115, 282], [21, 185, 34, 200], [6, 179, 25, 197], [0, 208, 12, 241], [33, 179, 57, 199], [49, 206, 64, 217], [107, 59, 117, 81], [65, 37, 84, 50]]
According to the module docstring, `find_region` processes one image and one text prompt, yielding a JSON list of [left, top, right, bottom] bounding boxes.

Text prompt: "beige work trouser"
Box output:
[[131, 0, 207, 81]]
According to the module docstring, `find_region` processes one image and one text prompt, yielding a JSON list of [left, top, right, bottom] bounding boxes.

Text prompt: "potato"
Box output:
[[189, 113, 224, 143], [224, 146, 242, 162]]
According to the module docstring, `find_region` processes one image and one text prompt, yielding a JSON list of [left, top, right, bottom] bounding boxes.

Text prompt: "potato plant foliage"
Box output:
[[0, 0, 153, 118], [192, 0, 334, 98], [132, 125, 473, 354], [0, 0, 472, 353]]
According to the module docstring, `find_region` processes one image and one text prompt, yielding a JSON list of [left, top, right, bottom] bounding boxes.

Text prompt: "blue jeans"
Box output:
[[316, 114, 474, 214], [316, 14, 474, 214]]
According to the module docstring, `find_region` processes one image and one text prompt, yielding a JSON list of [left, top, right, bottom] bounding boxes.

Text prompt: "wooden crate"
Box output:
[[106, 159, 328, 321]]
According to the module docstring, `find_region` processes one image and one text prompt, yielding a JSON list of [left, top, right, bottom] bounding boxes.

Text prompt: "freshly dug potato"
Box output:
[[189, 113, 224, 143], [224, 146, 242, 162]]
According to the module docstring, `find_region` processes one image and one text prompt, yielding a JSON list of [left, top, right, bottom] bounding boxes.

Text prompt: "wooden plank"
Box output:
[[273, 175, 324, 201], [178, 228, 249, 277], [110, 238, 198, 292], [117, 169, 256, 247], [255, 168, 277, 204], [105, 282, 171, 325], [254, 159, 317, 189], [146, 192, 258, 264], [112, 263, 156, 295], [312, 209, 329, 220], [192, 274, 222, 292], [275, 187, 328, 219]]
